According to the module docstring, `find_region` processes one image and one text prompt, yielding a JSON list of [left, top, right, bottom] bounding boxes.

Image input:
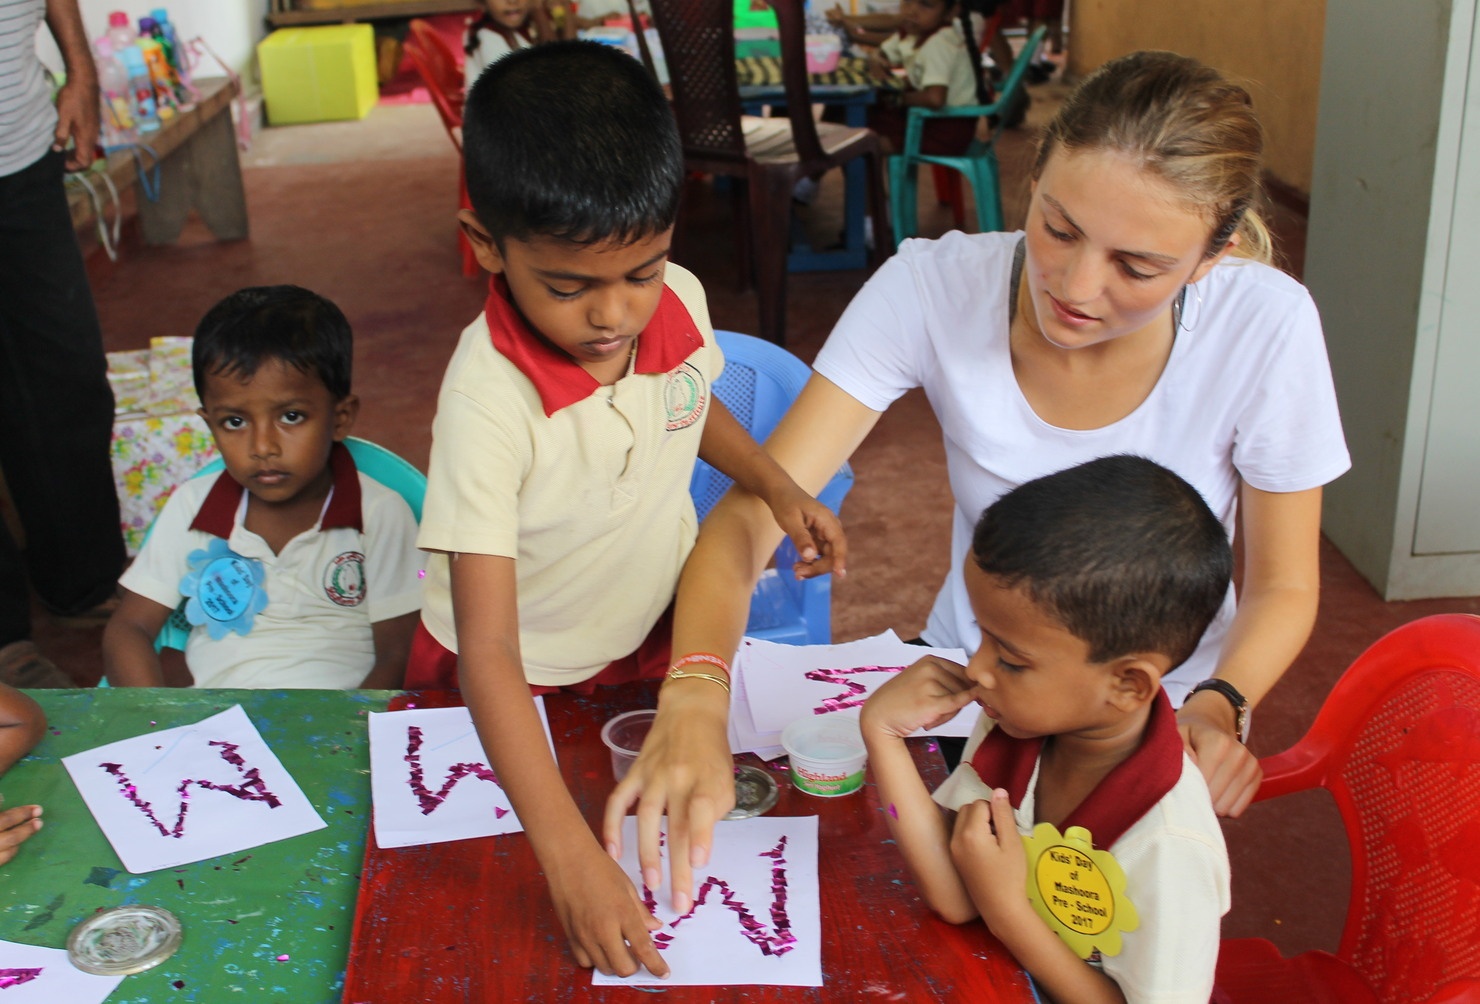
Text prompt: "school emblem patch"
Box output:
[[664, 361, 708, 431], [323, 551, 367, 607]]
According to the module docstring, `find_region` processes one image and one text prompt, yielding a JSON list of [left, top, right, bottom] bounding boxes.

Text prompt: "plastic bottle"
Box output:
[[93, 36, 137, 145], [137, 36, 179, 119], [148, 8, 193, 102], [104, 10, 136, 52], [119, 44, 160, 131]]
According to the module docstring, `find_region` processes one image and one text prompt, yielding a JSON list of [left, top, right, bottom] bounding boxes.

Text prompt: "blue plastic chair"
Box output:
[[150, 437, 427, 653], [690, 331, 854, 645], [888, 25, 1048, 246]]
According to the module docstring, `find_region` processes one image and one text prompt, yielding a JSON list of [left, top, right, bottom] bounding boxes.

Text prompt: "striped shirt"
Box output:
[[0, 0, 55, 177]]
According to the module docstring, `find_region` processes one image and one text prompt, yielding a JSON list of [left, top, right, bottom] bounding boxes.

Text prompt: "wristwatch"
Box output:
[[1188, 678, 1250, 744]]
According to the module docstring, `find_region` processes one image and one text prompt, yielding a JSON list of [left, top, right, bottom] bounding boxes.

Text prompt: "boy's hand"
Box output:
[[0, 801, 42, 867], [866, 52, 892, 81], [950, 791, 1031, 932], [765, 487, 848, 580], [604, 687, 734, 914], [548, 842, 669, 978], [1176, 703, 1261, 818], [861, 656, 976, 741], [825, 4, 846, 26]]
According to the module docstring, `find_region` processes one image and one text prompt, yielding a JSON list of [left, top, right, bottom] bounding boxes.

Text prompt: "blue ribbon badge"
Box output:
[[180, 538, 269, 639]]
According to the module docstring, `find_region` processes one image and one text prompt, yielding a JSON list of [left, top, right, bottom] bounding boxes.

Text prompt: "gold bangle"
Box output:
[[664, 668, 731, 694]]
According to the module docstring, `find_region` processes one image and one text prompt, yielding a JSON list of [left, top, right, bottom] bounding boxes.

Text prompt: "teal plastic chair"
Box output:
[[150, 437, 426, 653], [690, 331, 854, 645], [888, 25, 1048, 246]]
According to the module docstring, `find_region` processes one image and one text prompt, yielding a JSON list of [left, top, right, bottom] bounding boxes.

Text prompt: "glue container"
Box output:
[[781, 716, 867, 797]]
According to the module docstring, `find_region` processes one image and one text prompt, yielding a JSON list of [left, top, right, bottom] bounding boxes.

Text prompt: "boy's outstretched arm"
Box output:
[[0, 684, 46, 866], [450, 553, 669, 979], [953, 794, 1127, 1004], [360, 612, 419, 689], [697, 399, 847, 580], [102, 590, 174, 686], [860, 657, 979, 922]]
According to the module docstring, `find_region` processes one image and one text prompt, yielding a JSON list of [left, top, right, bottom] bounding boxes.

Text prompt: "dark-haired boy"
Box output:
[[863, 455, 1232, 1004], [409, 41, 845, 979], [103, 286, 423, 689]]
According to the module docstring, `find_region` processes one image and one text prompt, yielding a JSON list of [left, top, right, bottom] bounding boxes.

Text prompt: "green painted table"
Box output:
[[0, 688, 392, 1003]]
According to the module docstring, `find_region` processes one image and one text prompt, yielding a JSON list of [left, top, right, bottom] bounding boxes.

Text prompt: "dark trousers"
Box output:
[[0, 150, 124, 646]]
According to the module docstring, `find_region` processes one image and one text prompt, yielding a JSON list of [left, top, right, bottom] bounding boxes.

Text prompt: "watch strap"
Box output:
[[1188, 678, 1250, 744]]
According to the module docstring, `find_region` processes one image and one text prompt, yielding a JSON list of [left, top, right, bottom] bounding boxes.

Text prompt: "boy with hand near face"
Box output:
[[863, 455, 1233, 1004], [103, 286, 423, 689], [408, 41, 846, 980]]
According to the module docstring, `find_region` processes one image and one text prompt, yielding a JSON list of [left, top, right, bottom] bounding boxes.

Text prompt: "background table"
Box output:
[[0, 688, 388, 1003], [69, 78, 248, 246], [342, 686, 1038, 1002]]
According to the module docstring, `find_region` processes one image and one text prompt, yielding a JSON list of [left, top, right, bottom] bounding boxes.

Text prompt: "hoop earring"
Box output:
[[1179, 282, 1204, 332]]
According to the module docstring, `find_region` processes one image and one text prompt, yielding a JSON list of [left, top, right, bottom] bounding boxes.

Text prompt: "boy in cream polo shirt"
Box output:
[[103, 286, 423, 688], [408, 42, 846, 981]]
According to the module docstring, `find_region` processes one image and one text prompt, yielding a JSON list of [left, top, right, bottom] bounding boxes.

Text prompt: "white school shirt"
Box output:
[[122, 449, 423, 688], [463, 26, 532, 90], [879, 24, 979, 109], [813, 230, 1351, 704]]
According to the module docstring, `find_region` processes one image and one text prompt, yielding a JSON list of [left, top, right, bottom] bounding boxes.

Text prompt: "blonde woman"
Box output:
[[609, 50, 1350, 910]]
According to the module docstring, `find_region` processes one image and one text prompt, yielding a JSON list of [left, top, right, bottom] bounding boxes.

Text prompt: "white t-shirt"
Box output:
[[934, 714, 1230, 1004], [464, 25, 533, 90], [880, 25, 979, 109], [813, 231, 1351, 703], [121, 454, 424, 689]]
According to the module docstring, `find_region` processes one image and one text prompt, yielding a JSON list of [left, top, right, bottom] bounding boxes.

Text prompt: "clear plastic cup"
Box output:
[[601, 709, 657, 782], [781, 716, 867, 797]]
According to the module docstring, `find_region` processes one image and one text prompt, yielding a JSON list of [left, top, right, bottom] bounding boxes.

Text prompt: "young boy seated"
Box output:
[[0, 682, 45, 866], [410, 41, 845, 980], [103, 286, 423, 689], [862, 454, 1233, 1004]]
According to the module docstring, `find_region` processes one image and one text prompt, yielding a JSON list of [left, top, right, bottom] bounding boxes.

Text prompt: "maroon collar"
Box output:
[[188, 442, 363, 538], [483, 273, 704, 417], [968, 689, 1184, 849]]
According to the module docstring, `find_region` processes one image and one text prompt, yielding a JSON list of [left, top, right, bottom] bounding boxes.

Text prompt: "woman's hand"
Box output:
[[1176, 694, 1261, 817], [603, 682, 734, 914]]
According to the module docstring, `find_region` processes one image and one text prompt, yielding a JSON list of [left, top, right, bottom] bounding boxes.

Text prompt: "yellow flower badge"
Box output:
[[1022, 823, 1138, 959]]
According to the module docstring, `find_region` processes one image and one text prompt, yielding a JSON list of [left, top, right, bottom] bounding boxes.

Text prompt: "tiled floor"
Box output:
[[23, 72, 1480, 963]]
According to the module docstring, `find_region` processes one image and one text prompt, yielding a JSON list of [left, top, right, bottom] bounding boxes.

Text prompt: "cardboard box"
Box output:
[[259, 25, 378, 125]]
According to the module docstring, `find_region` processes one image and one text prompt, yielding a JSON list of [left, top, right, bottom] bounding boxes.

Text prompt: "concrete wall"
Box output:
[[1067, 0, 1325, 195]]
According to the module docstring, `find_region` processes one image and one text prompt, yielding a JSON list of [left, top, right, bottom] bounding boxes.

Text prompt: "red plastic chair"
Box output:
[[405, 19, 478, 278], [1214, 614, 1480, 1004]]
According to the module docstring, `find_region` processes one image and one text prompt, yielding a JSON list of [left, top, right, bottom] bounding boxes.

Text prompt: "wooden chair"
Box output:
[[405, 19, 478, 278], [646, 0, 891, 346]]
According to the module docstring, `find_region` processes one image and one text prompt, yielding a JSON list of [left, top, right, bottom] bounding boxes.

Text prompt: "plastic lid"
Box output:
[[108, 11, 129, 26], [138, 17, 157, 32], [725, 763, 779, 819], [151, 8, 170, 21], [68, 905, 183, 976]]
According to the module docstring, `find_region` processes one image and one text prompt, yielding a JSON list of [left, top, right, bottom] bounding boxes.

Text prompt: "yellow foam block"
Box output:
[[258, 25, 378, 125]]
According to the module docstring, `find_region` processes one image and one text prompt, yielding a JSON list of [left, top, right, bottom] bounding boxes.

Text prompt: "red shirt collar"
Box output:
[[189, 441, 363, 538], [968, 688, 1184, 849], [483, 273, 704, 417]]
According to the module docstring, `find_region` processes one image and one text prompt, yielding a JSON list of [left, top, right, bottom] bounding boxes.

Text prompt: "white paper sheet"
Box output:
[[62, 704, 327, 874], [593, 816, 821, 987], [368, 701, 554, 848], [734, 632, 981, 749], [0, 940, 125, 1003]]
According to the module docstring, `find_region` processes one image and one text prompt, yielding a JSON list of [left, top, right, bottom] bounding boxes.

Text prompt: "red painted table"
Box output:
[[341, 686, 1038, 1003]]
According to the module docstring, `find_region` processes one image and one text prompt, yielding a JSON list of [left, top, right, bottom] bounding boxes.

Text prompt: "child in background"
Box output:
[[867, 0, 981, 154], [103, 286, 423, 689], [862, 455, 1232, 1004], [464, 0, 567, 89], [413, 41, 845, 979], [0, 683, 44, 866]]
